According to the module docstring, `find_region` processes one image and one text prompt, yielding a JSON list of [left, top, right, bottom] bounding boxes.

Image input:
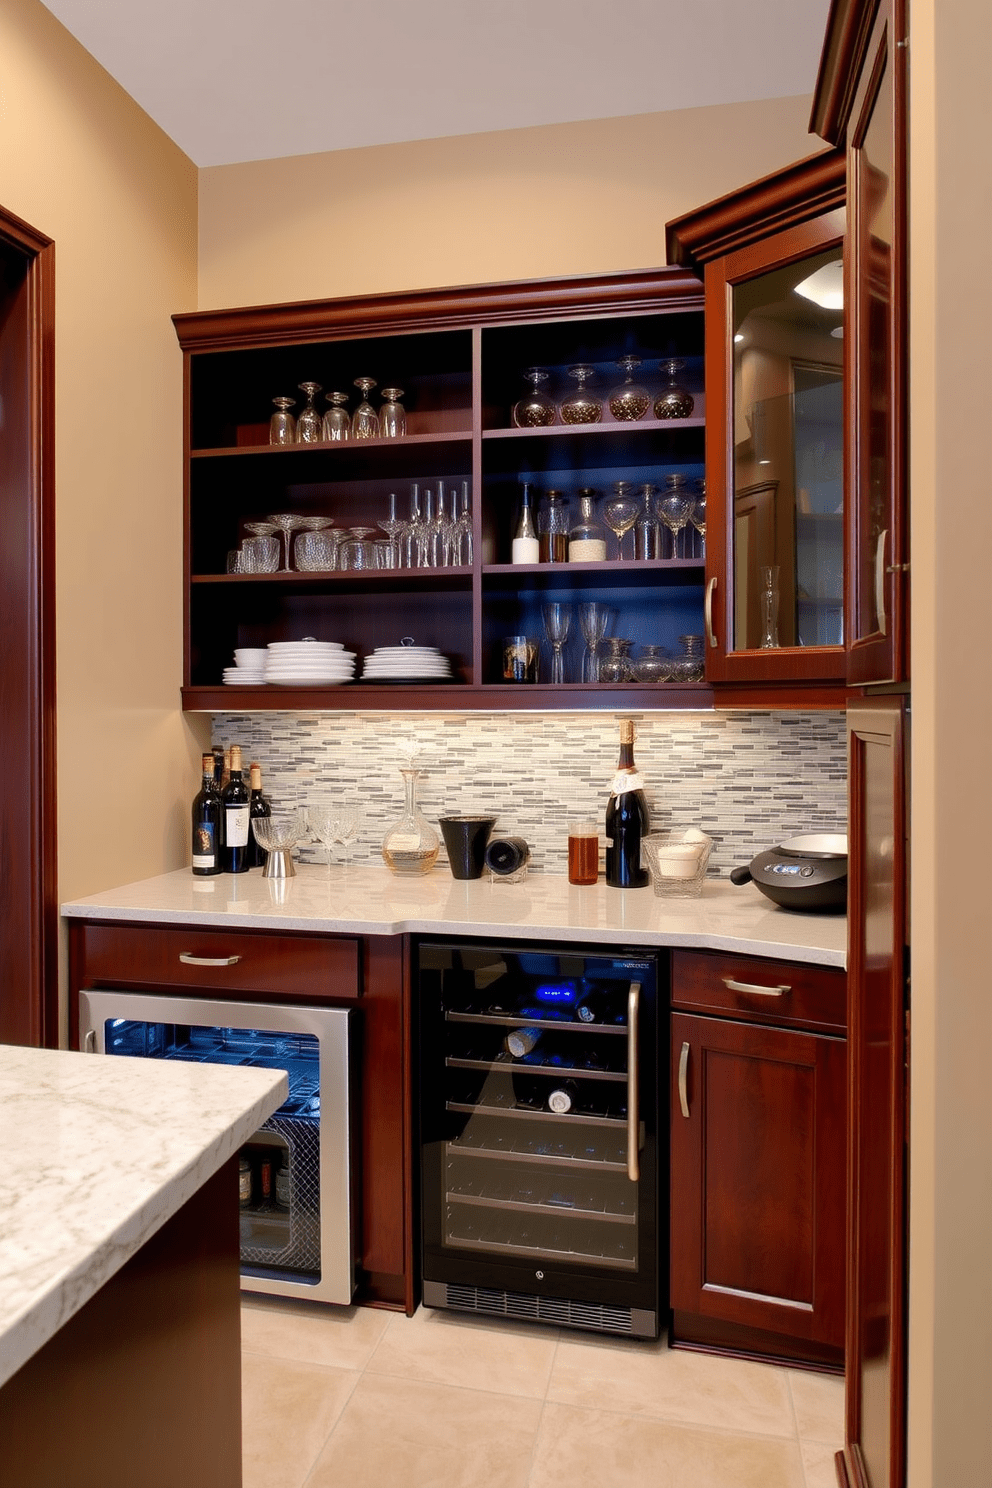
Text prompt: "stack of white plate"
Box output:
[[360, 645, 453, 683], [263, 640, 356, 686], [223, 647, 268, 685]]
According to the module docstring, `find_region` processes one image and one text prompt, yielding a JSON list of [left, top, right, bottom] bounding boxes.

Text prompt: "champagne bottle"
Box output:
[[246, 762, 271, 870], [511, 482, 540, 564], [604, 719, 650, 888], [222, 745, 251, 874], [547, 1079, 580, 1114], [505, 1027, 541, 1058], [191, 753, 223, 876]]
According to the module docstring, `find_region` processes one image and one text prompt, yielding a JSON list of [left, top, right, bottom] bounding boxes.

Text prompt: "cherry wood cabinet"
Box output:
[[667, 151, 848, 709], [173, 273, 713, 712], [68, 920, 415, 1312], [669, 949, 847, 1367]]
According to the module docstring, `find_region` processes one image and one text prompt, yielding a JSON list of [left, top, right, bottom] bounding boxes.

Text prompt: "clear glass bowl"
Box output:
[[642, 830, 713, 897]]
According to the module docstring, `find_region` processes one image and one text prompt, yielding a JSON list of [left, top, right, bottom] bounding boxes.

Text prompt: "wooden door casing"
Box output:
[[670, 1011, 846, 1358]]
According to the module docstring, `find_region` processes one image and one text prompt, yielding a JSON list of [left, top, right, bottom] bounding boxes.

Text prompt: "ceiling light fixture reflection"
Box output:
[[793, 261, 844, 310], [831, 326, 844, 338], [734, 333, 745, 343]]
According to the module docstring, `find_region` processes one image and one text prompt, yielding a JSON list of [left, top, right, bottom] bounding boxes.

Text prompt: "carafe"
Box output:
[[381, 768, 440, 875]]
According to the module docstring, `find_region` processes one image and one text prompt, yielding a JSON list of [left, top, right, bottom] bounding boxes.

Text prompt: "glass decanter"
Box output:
[[538, 490, 570, 564], [654, 358, 695, 419], [269, 396, 296, 445], [352, 377, 379, 439], [379, 387, 407, 438], [607, 355, 650, 422], [632, 644, 673, 683], [381, 768, 440, 875], [598, 637, 634, 684], [512, 367, 556, 428], [558, 364, 602, 424], [568, 490, 608, 563], [295, 382, 323, 442], [322, 391, 351, 442], [634, 483, 659, 560]]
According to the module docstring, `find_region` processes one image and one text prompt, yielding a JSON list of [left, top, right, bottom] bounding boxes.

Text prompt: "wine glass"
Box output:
[[450, 481, 473, 566], [352, 378, 378, 439], [322, 391, 351, 442], [655, 486, 692, 559], [578, 601, 610, 682], [512, 367, 556, 427], [403, 486, 425, 569], [558, 364, 602, 424], [602, 481, 641, 561], [378, 388, 406, 438], [308, 805, 360, 872], [266, 512, 306, 571], [295, 382, 323, 442], [654, 358, 695, 419], [379, 492, 405, 568], [689, 487, 707, 560], [607, 356, 650, 421], [542, 603, 572, 685], [427, 485, 453, 568], [269, 397, 296, 445]]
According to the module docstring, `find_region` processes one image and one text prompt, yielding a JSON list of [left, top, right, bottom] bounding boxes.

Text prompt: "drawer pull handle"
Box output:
[[722, 976, 791, 997], [179, 953, 243, 968], [678, 1041, 690, 1119]]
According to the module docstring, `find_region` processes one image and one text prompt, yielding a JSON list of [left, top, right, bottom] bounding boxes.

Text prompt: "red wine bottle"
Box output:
[[246, 762, 271, 870], [604, 719, 650, 888], [191, 753, 222, 876], [222, 745, 251, 874]]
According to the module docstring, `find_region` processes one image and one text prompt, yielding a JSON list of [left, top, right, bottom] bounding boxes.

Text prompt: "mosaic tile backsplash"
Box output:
[[212, 710, 847, 879]]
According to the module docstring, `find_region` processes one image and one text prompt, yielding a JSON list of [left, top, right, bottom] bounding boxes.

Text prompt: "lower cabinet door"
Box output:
[[670, 1012, 845, 1355]]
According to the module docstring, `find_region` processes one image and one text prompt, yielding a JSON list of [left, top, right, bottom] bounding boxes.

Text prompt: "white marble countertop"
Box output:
[[0, 1045, 286, 1390], [62, 865, 846, 968]]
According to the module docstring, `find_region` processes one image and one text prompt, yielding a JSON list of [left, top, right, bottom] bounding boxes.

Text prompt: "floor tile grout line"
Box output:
[[297, 1365, 365, 1488]]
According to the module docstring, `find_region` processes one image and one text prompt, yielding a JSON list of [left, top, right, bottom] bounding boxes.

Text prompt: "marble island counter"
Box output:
[[0, 1044, 286, 1487], [61, 863, 846, 968]]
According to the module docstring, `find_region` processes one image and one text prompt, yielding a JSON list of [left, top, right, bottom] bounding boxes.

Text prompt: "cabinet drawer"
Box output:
[[76, 922, 360, 1001], [671, 949, 845, 1033]]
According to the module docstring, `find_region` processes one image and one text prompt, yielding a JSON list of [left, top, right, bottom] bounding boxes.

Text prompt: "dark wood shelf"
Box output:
[[182, 682, 715, 712], [191, 430, 472, 459], [482, 416, 705, 440]]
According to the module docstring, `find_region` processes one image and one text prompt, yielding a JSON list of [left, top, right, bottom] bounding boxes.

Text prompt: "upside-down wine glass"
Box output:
[[322, 391, 351, 442], [269, 397, 296, 445], [352, 378, 379, 439], [296, 382, 323, 442], [542, 603, 572, 685], [578, 601, 610, 683], [602, 481, 641, 561]]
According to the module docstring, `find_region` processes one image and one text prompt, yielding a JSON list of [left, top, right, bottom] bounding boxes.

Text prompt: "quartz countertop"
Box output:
[[0, 1045, 286, 1390], [62, 865, 846, 968]]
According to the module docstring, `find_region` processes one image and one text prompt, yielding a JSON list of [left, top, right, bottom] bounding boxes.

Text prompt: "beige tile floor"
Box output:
[[241, 1295, 843, 1488]]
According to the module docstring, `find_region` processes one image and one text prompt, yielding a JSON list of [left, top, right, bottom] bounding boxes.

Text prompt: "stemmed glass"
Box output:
[[655, 485, 692, 559], [512, 367, 556, 427], [542, 603, 572, 685], [607, 356, 650, 421], [602, 481, 641, 561], [352, 378, 379, 439], [296, 382, 323, 442], [450, 481, 473, 566], [558, 364, 602, 424], [266, 513, 306, 571], [379, 492, 405, 568], [403, 486, 425, 568], [427, 486, 452, 569], [689, 488, 707, 560], [322, 391, 351, 442], [307, 805, 360, 873], [578, 601, 610, 682], [378, 388, 406, 438], [269, 397, 296, 445]]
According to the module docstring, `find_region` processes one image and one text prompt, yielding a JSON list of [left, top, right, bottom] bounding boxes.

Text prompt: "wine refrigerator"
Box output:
[[417, 939, 662, 1338]]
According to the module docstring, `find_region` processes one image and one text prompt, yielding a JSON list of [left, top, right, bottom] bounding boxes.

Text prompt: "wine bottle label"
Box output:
[[511, 537, 540, 564], [225, 803, 250, 847], [568, 539, 607, 562], [192, 822, 217, 868], [610, 771, 645, 795]]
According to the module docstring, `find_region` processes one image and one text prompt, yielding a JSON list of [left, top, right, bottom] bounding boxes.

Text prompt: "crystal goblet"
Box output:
[[269, 397, 296, 445], [266, 513, 306, 571], [322, 391, 351, 442], [654, 358, 695, 419], [602, 481, 641, 561], [308, 805, 360, 873], [251, 810, 307, 880], [352, 378, 378, 439], [558, 364, 602, 424], [296, 382, 323, 442], [512, 367, 556, 428], [608, 356, 650, 421]]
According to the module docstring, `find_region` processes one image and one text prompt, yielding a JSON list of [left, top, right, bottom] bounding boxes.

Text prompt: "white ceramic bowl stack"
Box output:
[[263, 639, 356, 685], [222, 647, 269, 685], [359, 645, 453, 683]]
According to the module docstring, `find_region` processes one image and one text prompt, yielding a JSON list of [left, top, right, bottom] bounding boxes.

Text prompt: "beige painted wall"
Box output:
[[198, 95, 818, 309], [908, 2, 992, 1483], [0, 0, 203, 910]]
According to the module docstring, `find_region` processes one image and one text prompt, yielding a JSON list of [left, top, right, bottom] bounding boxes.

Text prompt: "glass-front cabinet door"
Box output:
[[703, 208, 847, 694]]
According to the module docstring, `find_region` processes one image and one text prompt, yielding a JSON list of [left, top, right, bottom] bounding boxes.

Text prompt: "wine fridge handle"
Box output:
[[627, 982, 641, 1183], [178, 952, 242, 967], [83, 1029, 96, 1054], [678, 1041, 690, 1119], [704, 577, 718, 649]]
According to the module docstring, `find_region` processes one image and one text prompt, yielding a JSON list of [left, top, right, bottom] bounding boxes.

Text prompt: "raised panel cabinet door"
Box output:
[[670, 1012, 846, 1349]]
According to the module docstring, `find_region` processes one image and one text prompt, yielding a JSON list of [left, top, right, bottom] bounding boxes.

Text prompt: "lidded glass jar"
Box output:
[[598, 637, 634, 684], [538, 490, 570, 564], [558, 364, 602, 425], [568, 490, 608, 562], [381, 768, 440, 875], [512, 367, 556, 427], [608, 356, 650, 422], [654, 358, 695, 419], [632, 644, 673, 684]]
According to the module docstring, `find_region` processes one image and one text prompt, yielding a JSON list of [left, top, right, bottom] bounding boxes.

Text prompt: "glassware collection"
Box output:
[[510, 357, 697, 428], [510, 479, 705, 564], [501, 605, 705, 686], [224, 482, 473, 573], [269, 378, 408, 445]]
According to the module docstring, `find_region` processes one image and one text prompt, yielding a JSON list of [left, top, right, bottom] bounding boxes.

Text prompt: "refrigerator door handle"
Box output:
[[678, 1041, 691, 1118], [627, 981, 641, 1182], [83, 1029, 96, 1053]]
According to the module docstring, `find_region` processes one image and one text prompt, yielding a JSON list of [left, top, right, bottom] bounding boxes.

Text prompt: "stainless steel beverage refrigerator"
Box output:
[[417, 939, 663, 1339]]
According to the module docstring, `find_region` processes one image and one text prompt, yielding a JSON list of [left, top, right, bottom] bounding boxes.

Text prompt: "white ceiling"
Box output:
[[41, 0, 831, 169]]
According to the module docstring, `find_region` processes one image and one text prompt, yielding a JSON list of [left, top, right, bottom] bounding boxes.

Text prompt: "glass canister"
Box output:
[[538, 490, 570, 564], [632, 644, 673, 683], [568, 490, 608, 562], [381, 768, 440, 875], [598, 637, 634, 684]]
